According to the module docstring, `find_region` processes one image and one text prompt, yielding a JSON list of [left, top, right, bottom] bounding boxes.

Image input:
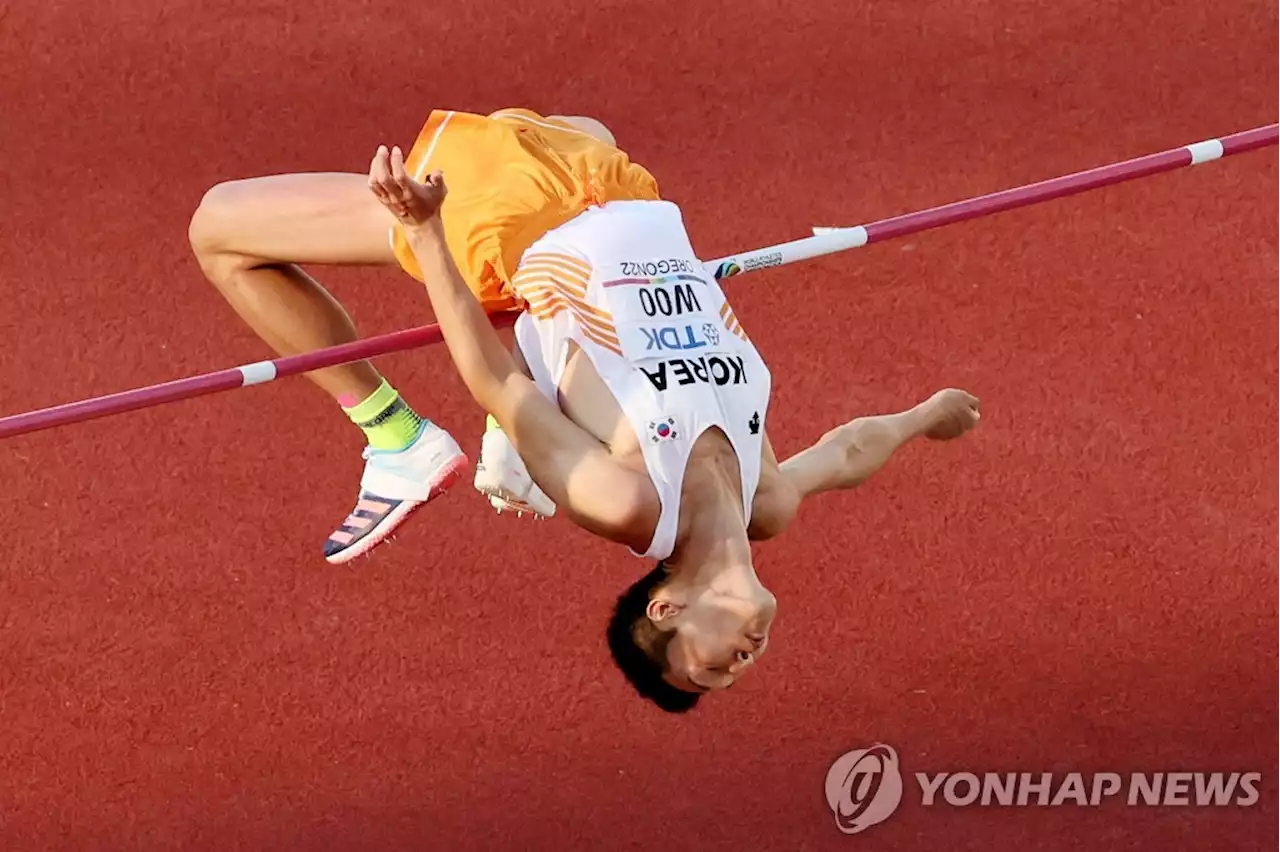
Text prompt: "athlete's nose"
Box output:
[[731, 645, 759, 671]]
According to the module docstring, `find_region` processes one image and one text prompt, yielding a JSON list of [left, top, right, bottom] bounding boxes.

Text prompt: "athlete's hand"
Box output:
[[368, 145, 447, 227], [922, 388, 981, 440]]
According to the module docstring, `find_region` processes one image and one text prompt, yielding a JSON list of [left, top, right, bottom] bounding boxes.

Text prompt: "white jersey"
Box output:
[[509, 200, 772, 560]]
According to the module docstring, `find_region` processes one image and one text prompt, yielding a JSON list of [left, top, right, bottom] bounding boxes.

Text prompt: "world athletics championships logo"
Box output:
[[714, 261, 742, 279], [824, 744, 904, 834]]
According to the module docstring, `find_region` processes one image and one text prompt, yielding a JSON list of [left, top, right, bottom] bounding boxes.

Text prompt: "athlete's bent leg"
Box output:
[[188, 172, 467, 563], [550, 115, 618, 146], [188, 173, 397, 402]]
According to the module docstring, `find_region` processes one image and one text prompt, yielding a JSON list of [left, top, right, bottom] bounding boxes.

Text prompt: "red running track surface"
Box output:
[[0, 1, 1275, 850]]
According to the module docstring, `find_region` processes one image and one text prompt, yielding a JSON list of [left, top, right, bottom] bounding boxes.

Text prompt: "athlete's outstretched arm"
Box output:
[[748, 389, 980, 540], [367, 146, 658, 547]]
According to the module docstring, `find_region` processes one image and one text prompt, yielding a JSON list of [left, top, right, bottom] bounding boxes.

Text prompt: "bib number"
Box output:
[[605, 275, 737, 363]]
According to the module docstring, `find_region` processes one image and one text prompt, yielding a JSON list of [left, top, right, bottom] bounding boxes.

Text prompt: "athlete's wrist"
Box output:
[[402, 215, 445, 243], [897, 402, 934, 440]]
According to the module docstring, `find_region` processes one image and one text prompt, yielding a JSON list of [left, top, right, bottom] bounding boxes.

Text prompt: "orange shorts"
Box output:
[[390, 108, 662, 313]]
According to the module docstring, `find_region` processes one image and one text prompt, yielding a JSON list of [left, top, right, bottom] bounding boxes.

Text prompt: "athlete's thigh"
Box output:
[[556, 344, 637, 449], [192, 172, 398, 265]]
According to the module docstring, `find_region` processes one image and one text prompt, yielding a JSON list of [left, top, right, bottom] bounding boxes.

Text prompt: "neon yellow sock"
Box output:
[[343, 380, 426, 451]]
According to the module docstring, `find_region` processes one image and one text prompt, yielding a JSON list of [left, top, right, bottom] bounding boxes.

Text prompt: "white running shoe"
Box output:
[[473, 427, 557, 518], [323, 426, 469, 564]]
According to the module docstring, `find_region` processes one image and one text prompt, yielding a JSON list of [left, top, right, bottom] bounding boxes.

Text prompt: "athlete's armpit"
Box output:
[[747, 433, 801, 541]]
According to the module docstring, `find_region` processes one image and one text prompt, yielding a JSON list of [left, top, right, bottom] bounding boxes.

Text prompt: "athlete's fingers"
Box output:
[[424, 170, 447, 198], [952, 389, 980, 411], [368, 178, 393, 208], [389, 145, 411, 193], [368, 146, 389, 189], [369, 146, 402, 209], [379, 146, 400, 192], [386, 150, 410, 203]]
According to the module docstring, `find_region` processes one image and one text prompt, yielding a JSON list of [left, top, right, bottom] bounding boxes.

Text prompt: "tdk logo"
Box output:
[[642, 324, 713, 352]]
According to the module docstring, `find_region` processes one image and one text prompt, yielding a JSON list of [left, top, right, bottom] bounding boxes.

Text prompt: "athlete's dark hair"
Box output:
[[606, 562, 700, 713]]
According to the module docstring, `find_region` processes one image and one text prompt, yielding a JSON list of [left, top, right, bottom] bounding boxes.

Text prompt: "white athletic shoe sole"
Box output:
[[473, 428, 557, 519], [324, 428, 469, 564]]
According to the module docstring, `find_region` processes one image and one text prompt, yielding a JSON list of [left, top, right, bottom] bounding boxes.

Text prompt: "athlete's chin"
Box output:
[[662, 668, 736, 694], [667, 678, 713, 695]]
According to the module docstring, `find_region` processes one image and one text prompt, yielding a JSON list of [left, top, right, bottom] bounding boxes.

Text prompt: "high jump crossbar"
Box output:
[[0, 123, 1274, 440]]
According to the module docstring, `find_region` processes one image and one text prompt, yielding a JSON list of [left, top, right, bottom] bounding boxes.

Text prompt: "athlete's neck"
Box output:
[[665, 461, 763, 599]]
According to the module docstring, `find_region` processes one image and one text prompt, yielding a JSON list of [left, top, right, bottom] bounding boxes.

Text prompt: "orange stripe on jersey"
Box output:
[[579, 326, 623, 356], [522, 291, 616, 337], [514, 264, 590, 294], [514, 255, 593, 285], [512, 272, 586, 301], [515, 259, 592, 288], [522, 252, 592, 277], [524, 291, 618, 335], [515, 254, 622, 355], [525, 295, 619, 339], [525, 301, 623, 355], [515, 281, 612, 320], [719, 302, 748, 340], [514, 253, 588, 273], [518, 284, 606, 318]]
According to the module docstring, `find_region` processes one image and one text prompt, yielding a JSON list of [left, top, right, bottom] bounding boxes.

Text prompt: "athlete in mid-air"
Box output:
[[189, 109, 980, 711]]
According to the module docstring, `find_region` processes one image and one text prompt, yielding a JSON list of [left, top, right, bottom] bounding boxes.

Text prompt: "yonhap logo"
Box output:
[[824, 745, 904, 834], [824, 743, 1263, 837]]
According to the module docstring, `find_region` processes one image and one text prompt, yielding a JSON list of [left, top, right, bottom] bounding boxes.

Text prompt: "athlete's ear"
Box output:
[[646, 598, 683, 623]]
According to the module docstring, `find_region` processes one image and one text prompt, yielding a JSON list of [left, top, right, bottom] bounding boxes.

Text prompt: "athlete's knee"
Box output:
[[555, 115, 617, 146], [188, 180, 248, 255], [188, 181, 263, 279], [584, 118, 618, 147]]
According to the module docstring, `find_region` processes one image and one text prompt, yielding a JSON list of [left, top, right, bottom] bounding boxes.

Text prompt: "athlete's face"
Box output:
[[658, 590, 777, 693]]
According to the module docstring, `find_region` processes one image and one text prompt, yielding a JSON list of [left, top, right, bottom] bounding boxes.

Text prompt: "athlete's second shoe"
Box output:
[[473, 425, 557, 519], [323, 425, 469, 564]]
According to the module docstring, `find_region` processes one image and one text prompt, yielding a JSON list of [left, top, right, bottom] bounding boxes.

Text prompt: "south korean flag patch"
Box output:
[[647, 416, 679, 444]]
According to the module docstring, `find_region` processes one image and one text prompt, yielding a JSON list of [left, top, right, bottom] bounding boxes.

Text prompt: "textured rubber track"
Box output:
[[0, 0, 1275, 849]]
